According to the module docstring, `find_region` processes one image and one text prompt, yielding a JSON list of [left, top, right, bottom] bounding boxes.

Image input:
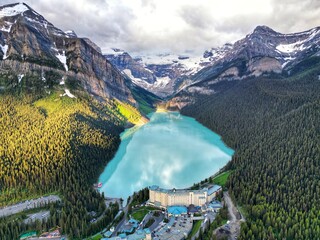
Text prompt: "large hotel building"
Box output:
[[148, 185, 222, 208]]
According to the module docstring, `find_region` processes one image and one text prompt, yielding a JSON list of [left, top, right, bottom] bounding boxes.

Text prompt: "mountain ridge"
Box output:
[[105, 25, 320, 98], [0, 2, 136, 104]]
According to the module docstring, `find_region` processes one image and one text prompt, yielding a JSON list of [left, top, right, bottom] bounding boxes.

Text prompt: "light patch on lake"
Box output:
[[99, 112, 234, 200]]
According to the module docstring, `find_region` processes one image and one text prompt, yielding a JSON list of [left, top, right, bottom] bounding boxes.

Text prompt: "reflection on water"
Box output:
[[99, 112, 234, 200]]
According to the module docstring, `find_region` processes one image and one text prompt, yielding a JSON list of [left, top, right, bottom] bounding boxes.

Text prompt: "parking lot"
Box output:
[[153, 215, 193, 240], [0, 195, 61, 218], [23, 210, 50, 224]]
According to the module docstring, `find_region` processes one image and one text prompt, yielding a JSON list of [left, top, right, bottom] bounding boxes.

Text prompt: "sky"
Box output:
[[1, 0, 320, 56]]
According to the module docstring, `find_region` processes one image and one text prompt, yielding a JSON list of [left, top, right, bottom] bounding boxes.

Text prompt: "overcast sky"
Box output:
[[2, 0, 320, 55]]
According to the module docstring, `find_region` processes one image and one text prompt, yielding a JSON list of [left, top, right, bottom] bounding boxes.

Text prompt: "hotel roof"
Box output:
[[207, 185, 222, 196]]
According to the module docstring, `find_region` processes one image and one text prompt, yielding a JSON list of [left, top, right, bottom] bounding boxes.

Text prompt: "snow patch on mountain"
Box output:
[[0, 3, 29, 18], [59, 77, 65, 85], [60, 89, 76, 98], [276, 42, 307, 53], [18, 74, 24, 83], [154, 76, 171, 87], [0, 44, 8, 59], [123, 69, 151, 87], [105, 48, 125, 56], [139, 53, 210, 74], [0, 21, 13, 32], [55, 51, 68, 71]]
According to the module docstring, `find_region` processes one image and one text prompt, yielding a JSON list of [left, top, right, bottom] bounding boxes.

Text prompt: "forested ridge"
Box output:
[[182, 65, 320, 239], [0, 72, 146, 239]]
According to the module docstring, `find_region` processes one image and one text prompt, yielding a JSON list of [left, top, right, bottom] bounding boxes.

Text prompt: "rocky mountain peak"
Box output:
[[252, 25, 278, 35], [0, 2, 30, 16], [0, 2, 135, 104], [65, 30, 77, 38]]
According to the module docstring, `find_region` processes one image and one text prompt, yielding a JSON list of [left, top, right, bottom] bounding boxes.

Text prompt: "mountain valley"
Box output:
[[0, 2, 319, 240]]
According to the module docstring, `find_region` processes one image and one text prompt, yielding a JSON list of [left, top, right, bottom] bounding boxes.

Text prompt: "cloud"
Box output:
[[1, 0, 319, 55]]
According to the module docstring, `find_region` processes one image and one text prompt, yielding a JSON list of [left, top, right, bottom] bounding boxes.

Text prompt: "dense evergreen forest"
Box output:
[[182, 64, 320, 239], [0, 71, 151, 239]]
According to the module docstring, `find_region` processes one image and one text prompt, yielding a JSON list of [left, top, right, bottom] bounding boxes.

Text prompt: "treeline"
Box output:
[[182, 66, 320, 239], [0, 92, 125, 239], [128, 188, 149, 215]]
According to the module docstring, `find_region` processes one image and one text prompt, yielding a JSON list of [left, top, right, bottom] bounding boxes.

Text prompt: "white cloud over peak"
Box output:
[[1, 0, 319, 55]]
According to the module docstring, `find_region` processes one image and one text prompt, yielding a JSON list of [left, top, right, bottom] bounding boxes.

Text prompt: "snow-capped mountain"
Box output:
[[167, 25, 320, 109], [0, 2, 135, 103], [105, 44, 232, 97], [106, 26, 320, 98], [192, 25, 320, 84]]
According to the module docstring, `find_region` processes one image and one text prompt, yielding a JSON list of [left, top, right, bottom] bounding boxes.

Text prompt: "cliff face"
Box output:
[[0, 3, 135, 104], [66, 39, 134, 102]]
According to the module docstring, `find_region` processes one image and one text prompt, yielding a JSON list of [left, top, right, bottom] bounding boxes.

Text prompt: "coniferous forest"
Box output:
[[0, 71, 141, 239], [182, 64, 320, 239]]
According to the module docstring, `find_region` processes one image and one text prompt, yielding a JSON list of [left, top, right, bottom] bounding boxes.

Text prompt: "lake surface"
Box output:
[[99, 112, 234, 200]]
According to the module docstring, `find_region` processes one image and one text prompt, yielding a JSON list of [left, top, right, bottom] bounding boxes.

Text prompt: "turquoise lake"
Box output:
[[99, 112, 234, 200]]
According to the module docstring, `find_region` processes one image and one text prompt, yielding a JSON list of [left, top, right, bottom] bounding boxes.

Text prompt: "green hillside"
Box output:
[[0, 67, 158, 239]]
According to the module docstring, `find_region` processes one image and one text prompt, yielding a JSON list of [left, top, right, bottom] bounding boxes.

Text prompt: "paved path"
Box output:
[[223, 191, 243, 240], [0, 195, 61, 218]]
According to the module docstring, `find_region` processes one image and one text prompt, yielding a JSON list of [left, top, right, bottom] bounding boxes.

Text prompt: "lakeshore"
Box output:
[[98, 111, 234, 201]]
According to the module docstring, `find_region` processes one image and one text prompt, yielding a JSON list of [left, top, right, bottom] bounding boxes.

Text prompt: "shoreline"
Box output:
[[99, 109, 234, 202]]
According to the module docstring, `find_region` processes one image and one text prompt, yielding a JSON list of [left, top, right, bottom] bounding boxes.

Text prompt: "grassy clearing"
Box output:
[[131, 206, 157, 221], [33, 92, 78, 115], [237, 205, 249, 219], [132, 209, 149, 222], [212, 170, 232, 187], [87, 233, 103, 240], [115, 100, 143, 124], [188, 220, 203, 239]]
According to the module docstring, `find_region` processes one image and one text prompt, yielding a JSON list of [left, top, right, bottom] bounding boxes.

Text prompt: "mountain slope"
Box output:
[[166, 26, 320, 108], [181, 54, 320, 239], [0, 3, 158, 239], [0, 2, 135, 103], [189, 25, 320, 86]]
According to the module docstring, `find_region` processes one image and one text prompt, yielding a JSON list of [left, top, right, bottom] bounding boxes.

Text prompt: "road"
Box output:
[[140, 211, 164, 231], [191, 213, 215, 240], [222, 191, 244, 240], [112, 197, 133, 236], [0, 195, 61, 218]]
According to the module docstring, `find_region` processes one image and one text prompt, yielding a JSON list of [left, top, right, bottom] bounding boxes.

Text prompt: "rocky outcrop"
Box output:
[[247, 57, 282, 76]]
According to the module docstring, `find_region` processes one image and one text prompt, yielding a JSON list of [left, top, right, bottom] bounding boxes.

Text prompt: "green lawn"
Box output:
[[132, 209, 149, 222], [87, 233, 103, 240], [131, 206, 157, 222], [212, 170, 232, 187], [188, 220, 203, 239]]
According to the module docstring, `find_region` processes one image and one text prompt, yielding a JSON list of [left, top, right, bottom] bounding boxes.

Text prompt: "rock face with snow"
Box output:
[[106, 26, 320, 98], [169, 25, 320, 108], [0, 2, 135, 103], [192, 25, 320, 83], [105, 49, 156, 84], [105, 45, 232, 97]]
